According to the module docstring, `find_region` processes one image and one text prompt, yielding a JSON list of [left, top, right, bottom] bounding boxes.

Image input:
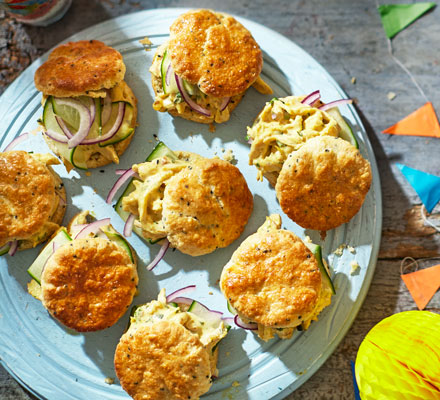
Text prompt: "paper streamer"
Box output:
[[397, 163, 440, 213], [401, 264, 440, 310], [383, 102, 440, 138], [378, 3, 436, 39]]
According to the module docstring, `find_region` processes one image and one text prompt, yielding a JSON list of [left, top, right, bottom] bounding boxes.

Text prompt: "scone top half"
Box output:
[[114, 289, 229, 400], [0, 150, 66, 254], [116, 142, 253, 256], [275, 136, 372, 232], [150, 9, 273, 124], [34, 40, 137, 171], [220, 215, 333, 341], [27, 211, 138, 332]]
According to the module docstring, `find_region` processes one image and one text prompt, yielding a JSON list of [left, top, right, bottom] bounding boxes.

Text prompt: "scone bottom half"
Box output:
[[27, 211, 138, 332], [110, 141, 253, 259], [150, 9, 273, 124], [115, 288, 230, 400], [220, 214, 334, 341]]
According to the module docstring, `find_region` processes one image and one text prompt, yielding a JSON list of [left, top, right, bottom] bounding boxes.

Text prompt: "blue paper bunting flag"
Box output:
[[397, 163, 440, 213]]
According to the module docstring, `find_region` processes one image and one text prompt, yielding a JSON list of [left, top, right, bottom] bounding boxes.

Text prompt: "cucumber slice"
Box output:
[[42, 98, 88, 170], [99, 102, 134, 147], [114, 142, 177, 244], [100, 225, 134, 263], [227, 301, 237, 315], [326, 108, 358, 149], [160, 49, 178, 94], [27, 228, 72, 285], [305, 242, 336, 295], [0, 244, 10, 256], [188, 300, 223, 328]]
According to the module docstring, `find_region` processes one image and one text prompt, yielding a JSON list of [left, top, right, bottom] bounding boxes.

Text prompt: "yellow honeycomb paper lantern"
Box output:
[[355, 311, 440, 400]]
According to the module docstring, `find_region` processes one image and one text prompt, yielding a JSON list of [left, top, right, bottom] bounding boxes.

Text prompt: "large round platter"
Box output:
[[0, 8, 382, 400]]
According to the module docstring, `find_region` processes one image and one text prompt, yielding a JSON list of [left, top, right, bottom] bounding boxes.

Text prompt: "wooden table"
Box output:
[[1, 1, 439, 399]]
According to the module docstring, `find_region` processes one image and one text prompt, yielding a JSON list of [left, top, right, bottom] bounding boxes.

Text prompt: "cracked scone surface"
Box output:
[[162, 158, 253, 256], [276, 136, 372, 231]]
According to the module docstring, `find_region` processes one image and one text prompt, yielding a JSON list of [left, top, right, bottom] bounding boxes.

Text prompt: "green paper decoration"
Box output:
[[378, 3, 436, 39]]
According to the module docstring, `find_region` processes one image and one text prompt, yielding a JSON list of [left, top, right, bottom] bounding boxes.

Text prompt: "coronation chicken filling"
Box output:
[[122, 153, 197, 242], [130, 289, 228, 375], [248, 96, 340, 181]]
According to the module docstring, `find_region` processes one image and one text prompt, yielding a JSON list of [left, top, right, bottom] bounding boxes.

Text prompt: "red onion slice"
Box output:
[[70, 223, 87, 238], [175, 74, 211, 117], [55, 116, 73, 138], [53, 241, 60, 253], [234, 315, 258, 330], [8, 240, 18, 256], [3, 133, 30, 151], [106, 168, 138, 204], [44, 129, 69, 143], [87, 97, 96, 127], [166, 285, 197, 303], [53, 98, 91, 149], [75, 218, 111, 239], [146, 239, 169, 271], [168, 296, 194, 306], [166, 63, 172, 86], [220, 97, 230, 111], [301, 90, 321, 106], [318, 99, 353, 111], [101, 91, 112, 127], [222, 317, 235, 328], [115, 169, 129, 175], [80, 102, 125, 145], [123, 213, 135, 237]]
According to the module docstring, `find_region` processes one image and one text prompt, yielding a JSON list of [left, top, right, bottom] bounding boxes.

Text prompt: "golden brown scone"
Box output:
[[150, 50, 244, 125], [34, 40, 126, 98], [162, 158, 253, 256], [275, 136, 372, 232], [41, 237, 138, 331], [0, 151, 66, 249], [220, 218, 322, 330], [114, 320, 212, 400], [168, 9, 262, 98]]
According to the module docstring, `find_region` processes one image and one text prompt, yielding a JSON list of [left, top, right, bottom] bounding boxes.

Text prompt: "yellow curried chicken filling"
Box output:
[[248, 96, 340, 181]]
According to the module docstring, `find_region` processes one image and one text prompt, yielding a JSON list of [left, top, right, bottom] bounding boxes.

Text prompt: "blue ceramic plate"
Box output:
[[0, 8, 382, 400]]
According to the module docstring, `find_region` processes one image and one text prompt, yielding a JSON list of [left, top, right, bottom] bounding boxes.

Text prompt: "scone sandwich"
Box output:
[[275, 136, 372, 232], [34, 40, 137, 171], [150, 9, 272, 124], [107, 142, 253, 259], [27, 211, 138, 332], [114, 287, 229, 400], [248, 93, 356, 186], [220, 214, 335, 341], [0, 149, 66, 256]]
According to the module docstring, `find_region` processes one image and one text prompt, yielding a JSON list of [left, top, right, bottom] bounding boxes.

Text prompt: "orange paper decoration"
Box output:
[[401, 264, 440, 310], [383, 102, 440, 137]]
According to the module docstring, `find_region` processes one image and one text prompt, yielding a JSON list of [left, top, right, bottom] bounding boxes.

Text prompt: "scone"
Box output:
[[111, 142, 253, 257], [248, 95, 356, 186], [275, 136, 372, 232], [150, 9, 272, 124], [114, 289, 229, 400], [27, 211, 138, 332], [0, 150, 66, 256], [34, 40, 137, 171], [220, 214, 334, 341]]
